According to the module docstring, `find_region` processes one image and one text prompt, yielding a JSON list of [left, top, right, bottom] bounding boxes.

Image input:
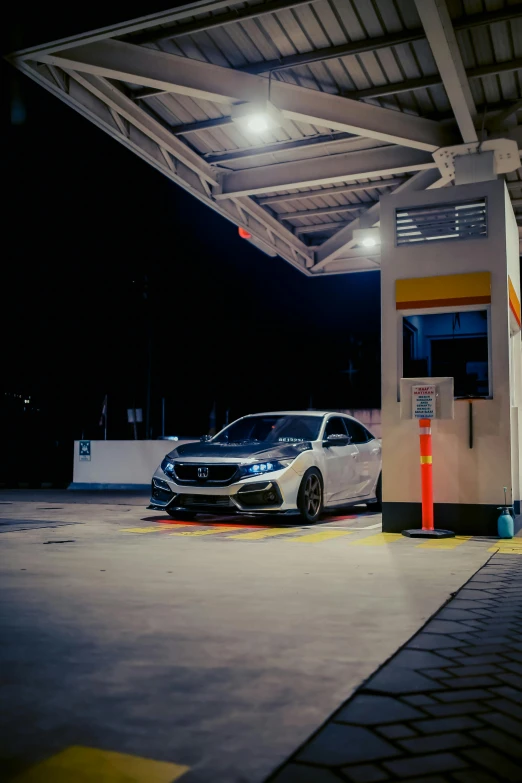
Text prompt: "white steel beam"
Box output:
[[19, 61, 311, 272], [414, 0, 477, 144], [295, 222, 349, 234], [203, 132, 355, 164], [312, 168, 443, 271], [31, 40, 452, 152], [315, 258, 381, 275], [65, 70, 218, 185], [258, 178, 406, 206], [216, 146, 437, 199], [280, 204, 368, 220]]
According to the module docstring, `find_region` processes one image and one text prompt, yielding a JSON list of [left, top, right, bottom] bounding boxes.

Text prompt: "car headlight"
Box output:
[[239, 459, 294, 478], [161, 456, 176, 477]]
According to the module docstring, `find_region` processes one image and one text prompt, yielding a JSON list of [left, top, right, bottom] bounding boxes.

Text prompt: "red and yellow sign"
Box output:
[[396, 272, 491, 310]]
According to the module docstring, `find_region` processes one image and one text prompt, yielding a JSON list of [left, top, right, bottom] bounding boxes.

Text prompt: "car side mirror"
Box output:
[[200, 434, 212, 442], [323, 433, 351, 447]]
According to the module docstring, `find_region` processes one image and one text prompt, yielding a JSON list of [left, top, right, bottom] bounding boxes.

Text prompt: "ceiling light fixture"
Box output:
[[247, 115, 269, 134], [231, 100, 283, 135], [231, 74, 282, 135], [353, 228, 381, 249]]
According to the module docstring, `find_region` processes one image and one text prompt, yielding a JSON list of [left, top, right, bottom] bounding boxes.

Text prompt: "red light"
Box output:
[[238, 227, 251, 239]]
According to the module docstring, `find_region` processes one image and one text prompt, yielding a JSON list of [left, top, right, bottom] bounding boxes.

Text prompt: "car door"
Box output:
[[344, 418, 381, 496], [321, 416, 359, 504]]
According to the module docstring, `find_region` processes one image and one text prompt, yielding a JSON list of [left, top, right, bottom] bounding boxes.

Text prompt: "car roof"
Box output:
[[241, 411, 348, 418]]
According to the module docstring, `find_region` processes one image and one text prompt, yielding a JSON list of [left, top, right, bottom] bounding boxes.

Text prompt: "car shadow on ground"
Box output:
[[141, 504, 379, 528]]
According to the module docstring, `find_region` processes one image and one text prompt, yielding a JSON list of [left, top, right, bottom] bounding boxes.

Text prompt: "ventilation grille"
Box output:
[[396, 199, 487, 246]]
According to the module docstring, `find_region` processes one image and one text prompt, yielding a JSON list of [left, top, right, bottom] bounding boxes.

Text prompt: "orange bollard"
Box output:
[[419, 418, 434, 531], [402, 415, 454, 538], [401, 383, 455, 539]]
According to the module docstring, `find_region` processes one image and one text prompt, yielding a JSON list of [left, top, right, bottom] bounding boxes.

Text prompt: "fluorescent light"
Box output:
[[231, 100, 282, 134], [247, 115, 269, 133], [353, 228, 381, 248]]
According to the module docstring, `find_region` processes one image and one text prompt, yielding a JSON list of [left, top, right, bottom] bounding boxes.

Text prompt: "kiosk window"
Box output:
[[403, 310, 490, 398]]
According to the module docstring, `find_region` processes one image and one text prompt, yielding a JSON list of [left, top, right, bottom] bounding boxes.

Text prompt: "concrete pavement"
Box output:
[[0, 491, 512, 782], [269, 554, 522, 783]]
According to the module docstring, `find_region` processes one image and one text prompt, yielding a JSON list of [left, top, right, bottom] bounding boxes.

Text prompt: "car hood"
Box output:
[[167, 440, 312, 462]]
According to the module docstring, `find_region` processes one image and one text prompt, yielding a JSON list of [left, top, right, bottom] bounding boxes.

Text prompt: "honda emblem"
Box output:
[[197, 467, 209, 479]]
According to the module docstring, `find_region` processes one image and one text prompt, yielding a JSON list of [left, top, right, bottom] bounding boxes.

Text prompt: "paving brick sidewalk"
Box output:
[[267, 554, 522, 783]]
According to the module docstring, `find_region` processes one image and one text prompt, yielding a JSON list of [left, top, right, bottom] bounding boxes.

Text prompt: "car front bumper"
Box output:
[[150, 464, 301, 515]]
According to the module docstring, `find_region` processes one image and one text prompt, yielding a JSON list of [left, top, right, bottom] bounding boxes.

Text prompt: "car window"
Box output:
[[272, 417, 322, 442], [324, 417, 348, 438], [344, 419, 369, 444], [213, 415, 322, 444]]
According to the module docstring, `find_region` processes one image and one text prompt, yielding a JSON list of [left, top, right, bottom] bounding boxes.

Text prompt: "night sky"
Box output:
[[2, 2, 381, 484]]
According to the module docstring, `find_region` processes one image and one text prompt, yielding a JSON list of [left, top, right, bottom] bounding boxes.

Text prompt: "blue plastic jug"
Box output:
[[497, 506, 514, 539]]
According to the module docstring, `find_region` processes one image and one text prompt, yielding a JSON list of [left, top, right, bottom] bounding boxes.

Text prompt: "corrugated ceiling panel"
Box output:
[[211, 137, 388, 170], [116, 0, 521, 230]]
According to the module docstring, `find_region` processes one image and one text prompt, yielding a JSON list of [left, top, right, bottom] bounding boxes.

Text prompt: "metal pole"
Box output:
[[145, 337, 152, 439], [162, 397, 165, 438], [105, 395, 108, 441], [419, 418, 434, 530]]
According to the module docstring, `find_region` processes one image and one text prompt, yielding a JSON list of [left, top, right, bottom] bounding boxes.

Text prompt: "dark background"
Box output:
[[1, 2, 381, 486]]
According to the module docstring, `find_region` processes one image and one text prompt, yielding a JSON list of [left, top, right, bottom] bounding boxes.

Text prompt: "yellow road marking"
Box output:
[[349, 533, 403, 546], [119, 526, 172, 534], [12, 745, 188, 782], [417, 536, 471, 550], [169, 526, 239, 537], [291, 530, 355, 543], [227, 527, 302, 540], [488, 539, 522, 554]]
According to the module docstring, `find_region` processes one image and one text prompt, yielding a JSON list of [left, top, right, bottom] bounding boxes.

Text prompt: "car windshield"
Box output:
[[213, 415, 322, 444]]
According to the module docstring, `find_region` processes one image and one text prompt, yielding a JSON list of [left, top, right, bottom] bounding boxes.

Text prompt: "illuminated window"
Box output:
[[403, 310, 490, 398]]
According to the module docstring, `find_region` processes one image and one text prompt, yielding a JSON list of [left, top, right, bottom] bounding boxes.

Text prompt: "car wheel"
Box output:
[[297, 468, 323, 523], [166, 509, 196, 521], [373, 473, 382, 511]]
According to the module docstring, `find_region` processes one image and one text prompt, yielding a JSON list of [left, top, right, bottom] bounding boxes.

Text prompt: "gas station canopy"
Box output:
[[8, 0, 522, 275]]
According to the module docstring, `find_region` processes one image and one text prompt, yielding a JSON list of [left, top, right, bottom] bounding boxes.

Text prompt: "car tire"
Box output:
[[166, 509, 197, 521], [373, 473, 382, 511], [297, 468, 324, 523]]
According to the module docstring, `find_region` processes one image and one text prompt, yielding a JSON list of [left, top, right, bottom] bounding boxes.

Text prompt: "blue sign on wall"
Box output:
[[79, 440, 91, 461]]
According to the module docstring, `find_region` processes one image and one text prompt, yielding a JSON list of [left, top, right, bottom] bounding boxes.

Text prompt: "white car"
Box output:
[[150, 411, 382, 523]]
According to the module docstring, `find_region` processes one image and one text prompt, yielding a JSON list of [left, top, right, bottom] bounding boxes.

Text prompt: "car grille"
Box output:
[[173, 464, 238, 485], [177, 495, 232, 508]]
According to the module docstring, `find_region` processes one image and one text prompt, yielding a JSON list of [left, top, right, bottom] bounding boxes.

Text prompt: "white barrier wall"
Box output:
[[70, 440, 196, 489], [70, 411, 382, 489]]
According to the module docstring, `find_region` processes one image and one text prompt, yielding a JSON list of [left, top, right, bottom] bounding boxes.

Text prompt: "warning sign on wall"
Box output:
[[412, 385, 436, 419], [79, 440, 91, 461]]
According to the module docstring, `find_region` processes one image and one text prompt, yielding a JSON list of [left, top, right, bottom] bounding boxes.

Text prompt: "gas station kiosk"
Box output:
[[380, 171, 521, 536]]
